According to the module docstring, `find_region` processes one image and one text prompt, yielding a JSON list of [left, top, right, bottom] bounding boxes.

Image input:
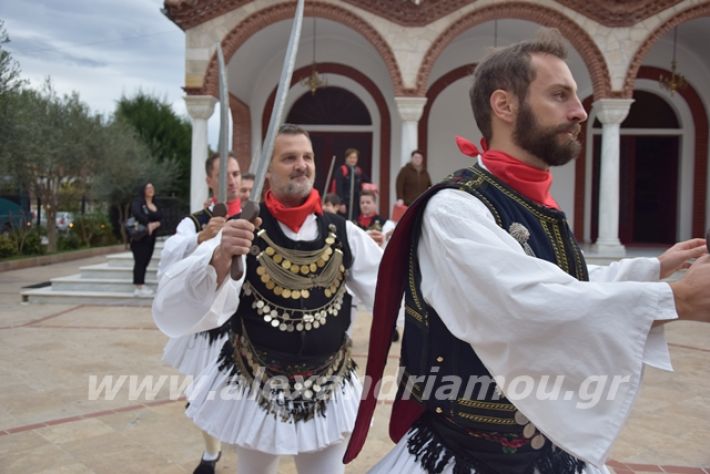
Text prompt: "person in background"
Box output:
[[333, 148, 370, 221], [130, 182, 161, 297], [395, 149, 432, 207], [158, 152, 242, 474], [240, 172, 255, 203], [323, 193, 342, 214], [357, 190, 385, 247]]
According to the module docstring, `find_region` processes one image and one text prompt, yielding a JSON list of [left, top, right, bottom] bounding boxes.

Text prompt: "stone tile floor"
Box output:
[[0, 255, 708, 473]]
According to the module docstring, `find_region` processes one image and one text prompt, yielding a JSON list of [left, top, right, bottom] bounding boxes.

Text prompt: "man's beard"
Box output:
[[514, 102, 582, 167], [284, 172, 314, 199]]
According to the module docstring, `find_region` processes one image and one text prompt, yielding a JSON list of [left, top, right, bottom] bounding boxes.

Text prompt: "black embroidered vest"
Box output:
[[232, 206, 354, 356], [188, 207, 214, 233], [401, 165, 587, 473]]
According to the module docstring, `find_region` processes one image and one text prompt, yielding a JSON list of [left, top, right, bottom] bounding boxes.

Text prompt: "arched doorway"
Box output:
[[591, 90, 681, 245], [286, 86, 373, 199]]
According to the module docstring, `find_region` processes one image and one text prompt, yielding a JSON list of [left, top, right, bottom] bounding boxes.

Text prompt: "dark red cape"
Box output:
[[343, 188, 445, 463]]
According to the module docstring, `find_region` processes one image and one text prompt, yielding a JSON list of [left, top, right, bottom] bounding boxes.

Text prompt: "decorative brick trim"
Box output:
[[417, 64, 476, 168], [636, 66, 708, 236], [164, 0, 251, 31], [623, 3, 710, 98], [415, 2, 612, 99], [165, 0, 682, 29], [556, 0, 682, 27], [341, 0, 474, 27], [229, 94, 252, 172], [185, 1, 404, 97], [261, 62, 392, 213]]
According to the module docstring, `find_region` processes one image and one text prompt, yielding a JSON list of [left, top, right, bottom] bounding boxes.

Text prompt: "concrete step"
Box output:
[[50, 275, 158, 293], [20, 237, 169, 305], [20, 288, 154, 305], [106, 252, 161, 268], [80, 263, 158, 280]]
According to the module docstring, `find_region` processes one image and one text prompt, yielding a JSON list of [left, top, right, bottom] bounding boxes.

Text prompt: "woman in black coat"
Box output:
[[129, 182, 162, 297]]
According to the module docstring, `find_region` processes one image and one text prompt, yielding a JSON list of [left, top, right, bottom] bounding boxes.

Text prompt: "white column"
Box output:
[[395, 97, 427, 167], [591, 98, 634, 257], [184, 95, 217, 212]]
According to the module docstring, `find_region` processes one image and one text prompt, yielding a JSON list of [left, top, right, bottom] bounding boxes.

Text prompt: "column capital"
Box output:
[[592, 98, 634, 125], [395, 96, 427, 122], [184, 95, 217, 120]]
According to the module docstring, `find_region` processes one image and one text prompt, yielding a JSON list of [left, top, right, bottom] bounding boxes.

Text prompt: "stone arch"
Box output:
[[622, 2, 710, 97], [261, 62, 392, 213], [635, 66, 708, 236], [414, 2, 611, 99], [187, 1, 404, 97], [417, 64, 476, 161]]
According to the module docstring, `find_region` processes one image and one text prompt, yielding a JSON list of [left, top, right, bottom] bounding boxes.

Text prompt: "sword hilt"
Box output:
[[231, 200, 260, 280], [211, 203, 227, 218]]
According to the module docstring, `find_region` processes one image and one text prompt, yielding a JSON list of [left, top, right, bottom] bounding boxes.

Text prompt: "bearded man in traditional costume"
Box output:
[[154, 124, 382, 473], [346, 28, 710, 474]]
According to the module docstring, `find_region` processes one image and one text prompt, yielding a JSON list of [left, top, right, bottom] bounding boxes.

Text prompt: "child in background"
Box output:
[[323, 193, 342, 214], [356, 190, 386, 246]]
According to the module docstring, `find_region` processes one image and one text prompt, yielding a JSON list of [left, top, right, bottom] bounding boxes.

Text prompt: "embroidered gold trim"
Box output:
[[405, 305, 425, 324], [457, 412, 517, 425], [457, 400, 517, 412]]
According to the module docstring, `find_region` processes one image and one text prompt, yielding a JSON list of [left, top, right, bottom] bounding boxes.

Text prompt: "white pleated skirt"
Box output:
[[368, 430, 611, 474], [161, 333, 228, 377], [185, 360, 362, 455]]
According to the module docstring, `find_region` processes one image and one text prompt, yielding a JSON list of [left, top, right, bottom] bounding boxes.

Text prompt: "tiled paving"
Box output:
[[0, 254, 708, 473]]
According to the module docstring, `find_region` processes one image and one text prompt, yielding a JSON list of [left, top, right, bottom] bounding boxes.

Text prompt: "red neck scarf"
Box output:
[[455, 136, 559, 209], [211, 197, 242, 217], [357, 212, 376, 229], [264, 189, 323, 232]]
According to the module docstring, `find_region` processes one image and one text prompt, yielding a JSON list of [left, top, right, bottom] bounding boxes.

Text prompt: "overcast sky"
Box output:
[[2, 0, 222, 147]]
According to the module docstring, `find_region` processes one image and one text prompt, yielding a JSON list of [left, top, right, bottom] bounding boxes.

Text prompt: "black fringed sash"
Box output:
[[407, 414, 586, 474]]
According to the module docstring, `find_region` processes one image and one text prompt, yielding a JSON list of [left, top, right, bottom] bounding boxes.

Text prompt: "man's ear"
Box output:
[[490, 89, 517, 125]]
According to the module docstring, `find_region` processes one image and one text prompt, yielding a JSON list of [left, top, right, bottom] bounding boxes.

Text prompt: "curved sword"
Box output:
[[216, 44, 230, 208], [231, 0, 306, 279]]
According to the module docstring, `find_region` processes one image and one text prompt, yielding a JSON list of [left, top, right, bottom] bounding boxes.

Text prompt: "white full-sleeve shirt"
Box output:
[[156, 216, 202, 280], [417, 188, 677, 467], [153, 214, 382, 338]]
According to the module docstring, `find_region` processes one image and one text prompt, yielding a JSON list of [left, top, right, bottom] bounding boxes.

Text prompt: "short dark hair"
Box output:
[[344, 148, 359, 159], [278, 123, 310, 138], [324, 193, 341, 206], [205, 152, 237, 176], [242, 172, 255, 181], [470, 28, 567, 142], [410, 149, 423, 158]]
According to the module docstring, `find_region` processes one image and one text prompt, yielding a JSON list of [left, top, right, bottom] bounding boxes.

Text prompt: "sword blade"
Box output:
[[249, 0, 305, 201], [229, 0, 305, 281], [216, 44, 230, 205], [322, 155, 336, 204]]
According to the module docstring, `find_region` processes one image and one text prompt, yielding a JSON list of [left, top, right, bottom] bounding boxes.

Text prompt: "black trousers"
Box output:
[[130, 235, 156, 285]]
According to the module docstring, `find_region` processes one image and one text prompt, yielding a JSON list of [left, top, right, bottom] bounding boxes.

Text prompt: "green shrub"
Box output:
[[0, 233, 16, 258], [17, 228, 44, 256], [73, 212, 117, 247], [58, 231, 82, 251]]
